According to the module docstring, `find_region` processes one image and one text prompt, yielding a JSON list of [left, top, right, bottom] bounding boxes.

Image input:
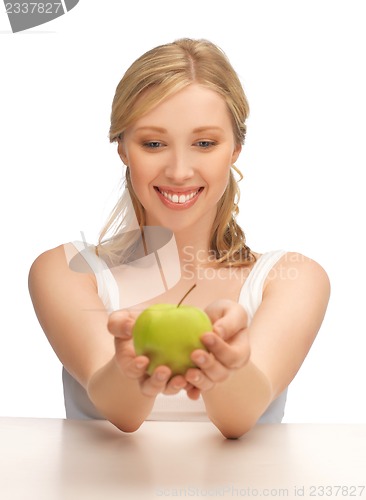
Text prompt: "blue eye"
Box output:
[[143, 141, 162, 149], [197, 141, 215, 148]]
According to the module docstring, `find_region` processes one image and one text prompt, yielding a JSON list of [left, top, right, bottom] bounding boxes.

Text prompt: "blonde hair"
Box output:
[[98, 38, 255, 267]]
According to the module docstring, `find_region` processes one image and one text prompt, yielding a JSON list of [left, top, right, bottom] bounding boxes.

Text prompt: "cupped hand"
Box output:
[[107, 309, 190, 398], [184, 299, 250, 395]]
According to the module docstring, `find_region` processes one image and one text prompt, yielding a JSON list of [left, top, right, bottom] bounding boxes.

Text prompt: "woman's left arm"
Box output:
[[186, 253, 331, 439]]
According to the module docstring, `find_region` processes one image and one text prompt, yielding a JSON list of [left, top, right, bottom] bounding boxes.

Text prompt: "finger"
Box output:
[[140, 366, 172, 397], [204, 300, 248, 340], [190, 349, 229, 383], [186, 385, 201, 400], [185, 368, 215, 392], [114, 338, 150, 379], [163, 375, 187, 395], [121, 355, 150, 379], [199, 332, 250, 369], [108, 309, 140, 338], [114, 337, 135, 363]]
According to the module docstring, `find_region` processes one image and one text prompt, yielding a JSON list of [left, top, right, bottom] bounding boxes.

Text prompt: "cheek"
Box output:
[[208, 157, 231, 185], [217, 170, 231, 198], [129, 168, 145, 197], [126, 152, 145, 189], [128, 161, 157, 211], [206, 160, 231, 201]]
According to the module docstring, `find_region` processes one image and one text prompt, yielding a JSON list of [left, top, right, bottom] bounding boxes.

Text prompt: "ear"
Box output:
[[117, 139, 128, 166], [231, 143, 242, 164]]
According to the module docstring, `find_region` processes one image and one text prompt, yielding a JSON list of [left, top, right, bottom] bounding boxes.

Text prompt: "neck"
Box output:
[[144, 207, 217, 277], [173, 229, 214, 282]]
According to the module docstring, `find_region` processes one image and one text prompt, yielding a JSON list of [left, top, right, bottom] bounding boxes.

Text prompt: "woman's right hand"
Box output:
[[108, 309, 191, 398]]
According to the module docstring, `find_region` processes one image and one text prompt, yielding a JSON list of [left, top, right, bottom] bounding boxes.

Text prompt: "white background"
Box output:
[[0, 0, 365, 423]]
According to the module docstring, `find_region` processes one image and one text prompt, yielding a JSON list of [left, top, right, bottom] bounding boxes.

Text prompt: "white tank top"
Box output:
[[62, 244, 288, 423]]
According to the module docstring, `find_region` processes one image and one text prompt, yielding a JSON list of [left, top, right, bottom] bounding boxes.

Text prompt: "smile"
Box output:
[[154, 187, 203, 208]]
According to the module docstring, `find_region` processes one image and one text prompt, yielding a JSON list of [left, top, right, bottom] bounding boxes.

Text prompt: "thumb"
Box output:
[[107, 309, 140, 338], [204, 300, 248, 340]]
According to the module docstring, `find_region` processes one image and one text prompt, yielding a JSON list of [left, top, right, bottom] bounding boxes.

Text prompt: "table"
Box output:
[[1, 418, 365, 500]]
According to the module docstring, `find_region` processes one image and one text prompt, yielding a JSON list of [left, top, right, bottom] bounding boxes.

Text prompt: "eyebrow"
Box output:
[[134, 126, 167, 133], [133, 126, 225, 134]]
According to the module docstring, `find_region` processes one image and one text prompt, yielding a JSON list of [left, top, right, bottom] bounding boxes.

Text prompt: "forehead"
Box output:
[[131, 84, 231, 131]]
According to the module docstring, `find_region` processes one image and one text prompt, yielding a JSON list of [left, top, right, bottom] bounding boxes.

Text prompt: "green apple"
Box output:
[[132, 303, 213, 376]]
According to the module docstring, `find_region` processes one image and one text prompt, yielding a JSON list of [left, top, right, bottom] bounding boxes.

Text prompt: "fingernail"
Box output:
[[156, 372, 168, 381], [195, 355, 206, 365]]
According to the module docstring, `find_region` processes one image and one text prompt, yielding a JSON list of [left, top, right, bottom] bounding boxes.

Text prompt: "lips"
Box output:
[[154, 186, 203, 208]]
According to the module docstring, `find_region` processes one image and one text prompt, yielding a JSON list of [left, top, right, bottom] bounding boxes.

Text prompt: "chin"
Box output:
[[145, 206, 216, 236]]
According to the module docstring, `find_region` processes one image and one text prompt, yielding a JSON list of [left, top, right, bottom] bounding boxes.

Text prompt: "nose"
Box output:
[[164, 149, 194, 183]]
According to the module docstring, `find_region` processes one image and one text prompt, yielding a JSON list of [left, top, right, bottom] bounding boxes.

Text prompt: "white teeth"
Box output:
[[160, 189, 199, 204]]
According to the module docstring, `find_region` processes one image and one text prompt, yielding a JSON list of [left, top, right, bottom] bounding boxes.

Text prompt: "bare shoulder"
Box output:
[[263, 251, 331, 310], [265, 251, 330, 289], [28, 243, 112, 387], [249, 252, 330, 397], [29, 244, 68, 275], [29, 244, 68, 292], [29, 242, 96, 288], [28, 242, 99, 331]]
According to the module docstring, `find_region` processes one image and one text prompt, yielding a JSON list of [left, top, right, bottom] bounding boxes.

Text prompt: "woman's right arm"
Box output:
[[28, 244, 182, 432]]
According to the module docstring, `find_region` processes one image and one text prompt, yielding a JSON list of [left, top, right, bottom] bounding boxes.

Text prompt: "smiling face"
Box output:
[[118, 84, 241, 238]]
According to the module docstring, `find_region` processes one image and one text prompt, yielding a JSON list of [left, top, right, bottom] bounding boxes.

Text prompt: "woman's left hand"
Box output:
[[183, 299, 250, 399]]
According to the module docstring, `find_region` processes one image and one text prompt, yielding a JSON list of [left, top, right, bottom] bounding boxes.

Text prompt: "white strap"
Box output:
[[239, 250, 287, 324]]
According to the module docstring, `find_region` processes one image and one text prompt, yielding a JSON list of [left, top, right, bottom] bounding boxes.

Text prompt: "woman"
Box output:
[[28, 38, 330, 439]]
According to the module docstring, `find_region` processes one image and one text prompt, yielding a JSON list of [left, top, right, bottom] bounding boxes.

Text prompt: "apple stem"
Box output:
[[177, 283, 197, 307]]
